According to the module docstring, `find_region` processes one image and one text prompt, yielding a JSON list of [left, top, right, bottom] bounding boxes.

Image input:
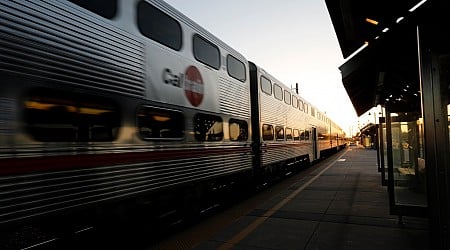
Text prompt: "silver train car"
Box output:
[[249, 63, 346, 180], [0, 0, 346, 231]]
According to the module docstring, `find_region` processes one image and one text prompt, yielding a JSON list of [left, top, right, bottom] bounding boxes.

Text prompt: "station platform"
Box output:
[[193, 147, 430, 250]]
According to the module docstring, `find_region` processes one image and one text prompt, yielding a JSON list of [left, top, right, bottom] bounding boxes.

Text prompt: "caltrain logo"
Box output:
[[184, 66, 204, 107], [163, 66, 204, 107]]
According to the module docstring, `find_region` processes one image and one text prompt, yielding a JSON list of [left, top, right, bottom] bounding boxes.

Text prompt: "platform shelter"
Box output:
[[325, 1, 450, 248]]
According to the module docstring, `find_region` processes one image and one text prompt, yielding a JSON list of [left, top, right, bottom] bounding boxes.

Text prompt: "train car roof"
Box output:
[[251, 62, 338, 127]]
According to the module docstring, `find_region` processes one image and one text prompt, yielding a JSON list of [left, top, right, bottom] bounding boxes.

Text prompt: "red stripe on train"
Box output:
[[0, 147, 252, 176]]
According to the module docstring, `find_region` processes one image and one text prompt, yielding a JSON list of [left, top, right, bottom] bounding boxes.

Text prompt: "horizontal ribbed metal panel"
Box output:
[[0, 151, 252, 224], [262, 144, 311, 166], [219, 76, 250, 119], [260, 93, 287, 125], [0, 0, 145, 97]]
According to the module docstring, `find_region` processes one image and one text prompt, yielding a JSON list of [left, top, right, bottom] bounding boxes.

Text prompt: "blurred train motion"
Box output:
[[0, 0, 346, 240]]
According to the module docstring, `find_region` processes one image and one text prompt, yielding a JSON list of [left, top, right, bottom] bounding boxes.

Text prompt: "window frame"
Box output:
[[286, 127, 293, 140], [304, 130, 310, 140], [300, 130, 306, 140], [299, 100, 304, 111], [229, 118, 248, 141], [137, 106, 184, 141], [24, 89, 120, 142], [262, 124, 274, 141], [227, 55, 246, 82], [292, 96, 298, 108], [293, 129, 300, 141], [275, 126, 285, 141], [193, 113, 223, 141], [284, 90, 291, 105], [260, 76, 272, 95], [193, 34, 220, 69], [273, 84, 283, 101], [137, 1, 182, 51]]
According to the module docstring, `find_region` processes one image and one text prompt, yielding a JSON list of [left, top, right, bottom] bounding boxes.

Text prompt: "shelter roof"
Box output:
[[325, 0, 428, 116]]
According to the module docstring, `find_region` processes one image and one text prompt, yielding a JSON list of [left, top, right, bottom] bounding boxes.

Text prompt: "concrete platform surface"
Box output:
[[194, 147, 429, 250]]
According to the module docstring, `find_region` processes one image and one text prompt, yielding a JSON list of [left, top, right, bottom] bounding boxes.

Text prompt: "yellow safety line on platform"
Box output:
[[217, 149, 350, 250]]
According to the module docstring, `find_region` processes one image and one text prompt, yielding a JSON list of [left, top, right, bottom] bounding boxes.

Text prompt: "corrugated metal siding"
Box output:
[[260, 92, 287, 125], [218, 76, 250, 118], [0, 0, 145, 97], [262, 144, 311, 166], [0, 148, 252, 224]]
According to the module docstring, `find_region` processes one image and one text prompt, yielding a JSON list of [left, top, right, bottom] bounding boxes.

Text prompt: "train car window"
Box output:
[[68, 0, 117, 19], [311, 107, 316, 117], [273, 84, 283, 101], [137, 106, 184, 140], [229, 119, 248, 141], [304, 130, 310, 140], [194, 113, 223, 141], [24, 90, 120, 142], [260, 76, 272, 95], [227, 55, 246, 82], [292, 96, 298, 108], [284, 90, 291, 105], [304, 104, 309, 114], [300, 130, 305, 140], [193, 35, 220, 69], [138, 1, 182, 51], [299, 100, 304, 111], [286, 128, 293, 140], [275, 126, 284, 140], [293, 129, 300, 140], [262, 124, 274, 141]]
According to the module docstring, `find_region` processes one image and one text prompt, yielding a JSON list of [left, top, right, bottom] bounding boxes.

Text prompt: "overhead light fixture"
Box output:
[[409, 0, 427, 12], [344, 43, 369, 62], [382, 28, 389, 33], [365, 18, 379, 25], [396, 17, 405, 23]]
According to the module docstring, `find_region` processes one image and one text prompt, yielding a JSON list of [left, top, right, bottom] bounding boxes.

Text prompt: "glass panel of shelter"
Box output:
[[385, 110, 427, 217], [381, 24, 428, 218]]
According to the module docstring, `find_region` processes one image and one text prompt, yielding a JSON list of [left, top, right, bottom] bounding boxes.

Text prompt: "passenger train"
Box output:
[[0, 0, 346, 237]]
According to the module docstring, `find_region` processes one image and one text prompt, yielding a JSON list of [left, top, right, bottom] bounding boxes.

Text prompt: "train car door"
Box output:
[[312, 127, 318, 160]]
